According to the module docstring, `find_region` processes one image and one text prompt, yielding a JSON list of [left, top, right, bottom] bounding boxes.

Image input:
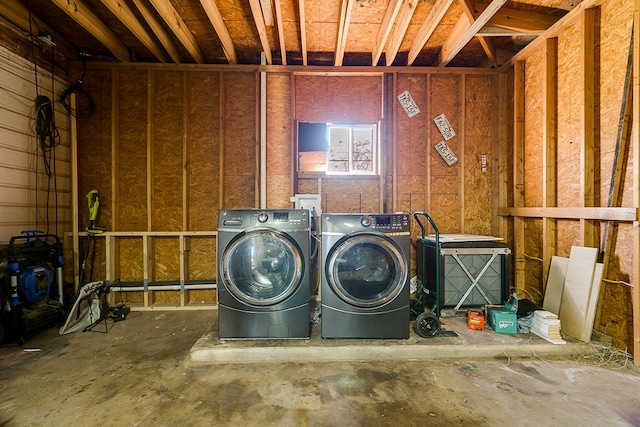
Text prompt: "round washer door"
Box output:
[[221, 229, 304, 306], [325, 233, 407, 308]]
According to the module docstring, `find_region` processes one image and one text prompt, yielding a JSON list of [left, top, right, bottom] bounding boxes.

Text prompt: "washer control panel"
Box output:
[[324, 213, 410, 233], [219, 209, 310, 230]]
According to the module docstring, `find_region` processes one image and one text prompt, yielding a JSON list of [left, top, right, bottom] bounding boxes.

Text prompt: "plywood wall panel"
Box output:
[[524, 218, 544, 303], [267, 73, 293, 207], [222, 72, 257, 209], [116, 237, 144, 281], [294, 75, 327, 122], [188, 72, 220, 230], [430, 75, 461, 231], [395, 74, 427, 214], [153, 237, 180, 282], [523, 50, 544, 208], [556, 20, 583, 209], [116, 69, 148, 231], [464, 75, 495, 235], [153, 71, 184, 231], [187, 237, 216, 280]]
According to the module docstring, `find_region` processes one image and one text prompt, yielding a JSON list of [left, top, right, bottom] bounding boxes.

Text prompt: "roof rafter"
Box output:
[[147, 0, 204, 63], [130, 0, 181, 63], [439, 0, 508, 66], [407, 0, 455, 65], [49, 0, 130, 62], [298, 0, 307, 65], [274, 0, 287, 65], [198, 0, 238, 64], [385, 0, 419, 66], [487, 7, 563, 33], [249, 0, 273, 64], [458, 0, 499, 67], [372, 0, 403, 66], [100, 0, 168, 63], [335, 0, 355, 66]]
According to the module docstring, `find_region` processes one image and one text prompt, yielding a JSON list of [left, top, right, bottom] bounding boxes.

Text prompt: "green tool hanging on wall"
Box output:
[[78, 190, 107, 292]]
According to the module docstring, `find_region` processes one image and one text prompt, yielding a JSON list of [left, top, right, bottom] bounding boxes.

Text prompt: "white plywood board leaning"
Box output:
[[397, 90, 420, 118], [543, 256, 569, 315], [559, 246, 598, 341], [581, 263, 604, 342]]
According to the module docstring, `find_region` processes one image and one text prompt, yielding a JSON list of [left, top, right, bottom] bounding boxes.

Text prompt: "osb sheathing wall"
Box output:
[[75, 66, 499, 306], [500, 0, 636, 351]]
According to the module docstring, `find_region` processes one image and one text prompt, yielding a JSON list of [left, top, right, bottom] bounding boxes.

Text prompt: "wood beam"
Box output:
[[497, 207, 637, 222], [274, 0, 287, 65], [130, 0, 181, 63], [456, 0, 499, 67], [478, 27, 544, 36], [543, 37, 558, 285], [249, 0, 273, 64], [49, 0, 130, 62], [632, 0, 639, 366], [407, 0, 454, 65], [335, 0, 355, 66], [147, 0, 204, 64], [385, 0, 418, 66], [581, 8, 598, 247], [439, 0, 508, 66], [372, 0, 402, 66], [198, 0, 238, 64], [298, 0, 307, 65], [513, 60, 526, 294], [487, 7, 563, 33], [100, 0, 167, 62]]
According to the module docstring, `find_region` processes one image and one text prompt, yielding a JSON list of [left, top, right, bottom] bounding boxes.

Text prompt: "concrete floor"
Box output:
[[1, 309, 640, 426]]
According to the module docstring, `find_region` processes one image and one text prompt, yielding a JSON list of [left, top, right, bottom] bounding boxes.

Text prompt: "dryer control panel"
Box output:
[[323, 213, 409, 233], [219, 209, 310, 230]]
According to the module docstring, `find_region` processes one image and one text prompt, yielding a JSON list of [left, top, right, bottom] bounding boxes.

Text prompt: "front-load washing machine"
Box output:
[[321, 213, 411, 339], [217, 209, 311, 339]]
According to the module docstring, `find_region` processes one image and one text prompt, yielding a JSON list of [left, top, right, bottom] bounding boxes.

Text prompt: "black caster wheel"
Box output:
[[414, 312, 440, 338]]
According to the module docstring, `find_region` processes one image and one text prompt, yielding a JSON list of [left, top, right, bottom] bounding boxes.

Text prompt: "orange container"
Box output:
[[467, 308, 484, 330]]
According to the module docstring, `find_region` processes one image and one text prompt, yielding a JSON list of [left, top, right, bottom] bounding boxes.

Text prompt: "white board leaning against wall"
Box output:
[[0, 45, 71, 244]]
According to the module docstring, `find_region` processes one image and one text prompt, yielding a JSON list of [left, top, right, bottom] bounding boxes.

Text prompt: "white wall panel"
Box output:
[[0, 45, 71, 244]]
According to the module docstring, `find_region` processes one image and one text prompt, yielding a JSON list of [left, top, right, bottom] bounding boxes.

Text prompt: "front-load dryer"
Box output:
[[321, 213, 411, 339], [217, 209, 311, 339]]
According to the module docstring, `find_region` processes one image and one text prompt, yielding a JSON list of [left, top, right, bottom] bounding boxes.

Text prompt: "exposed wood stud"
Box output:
[[274, 0, 287, 65], [632, 0, 639, 366], [385, 0, 418, 66], [407, 0, 453, 65], [542, 37, 558, 286], [373, 0, 402, 66], [335, 0, 355, 66], [513, 60, 526, 294], [298, 0, 308, 65]]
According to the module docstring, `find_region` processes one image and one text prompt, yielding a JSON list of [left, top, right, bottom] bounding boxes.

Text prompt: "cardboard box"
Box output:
[[486, 305, 518, 334]]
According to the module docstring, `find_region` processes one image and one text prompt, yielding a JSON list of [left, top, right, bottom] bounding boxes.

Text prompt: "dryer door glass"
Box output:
[[326, 233, 407, 308], [221, 230, 303, 306]]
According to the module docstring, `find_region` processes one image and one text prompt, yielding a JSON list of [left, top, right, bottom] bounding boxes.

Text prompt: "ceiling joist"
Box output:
[[147, 0, 204, 64], [49, 0, 130, 62], [130, 0, 181, 63], [273, 0, 287, 65], [372, 0, 403, 66], [407, 0, 455, 65], [385, 0, 419, 66], [335, 0, 355, 66], [249, 0, 273, 64], [298, 0, 307, 65], [488, 8, 563, 33], [198, 0, 238, 64], [458, 0, 499, 67], [439, 0, 508, 66], [100, 0, 167, 63]]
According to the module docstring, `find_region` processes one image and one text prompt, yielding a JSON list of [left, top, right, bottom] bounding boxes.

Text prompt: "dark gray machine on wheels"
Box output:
[[217, 209, 312, 339], [321, 213, 411, 339]]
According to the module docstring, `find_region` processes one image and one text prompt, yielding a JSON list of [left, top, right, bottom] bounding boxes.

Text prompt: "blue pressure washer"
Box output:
[[1, 230, 66, 344]]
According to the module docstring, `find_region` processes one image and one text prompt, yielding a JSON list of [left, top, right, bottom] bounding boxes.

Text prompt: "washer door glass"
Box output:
[[221, 229, 303, 306], [326, 233, 407, 308]]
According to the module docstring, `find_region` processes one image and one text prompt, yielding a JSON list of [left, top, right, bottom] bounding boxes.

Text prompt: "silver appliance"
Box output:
[[321, 213, 411, 339], [217, 209, 311, 339]]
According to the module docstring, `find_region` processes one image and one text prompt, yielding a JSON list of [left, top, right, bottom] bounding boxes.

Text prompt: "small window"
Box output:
[[297, 122, 379, 176]]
